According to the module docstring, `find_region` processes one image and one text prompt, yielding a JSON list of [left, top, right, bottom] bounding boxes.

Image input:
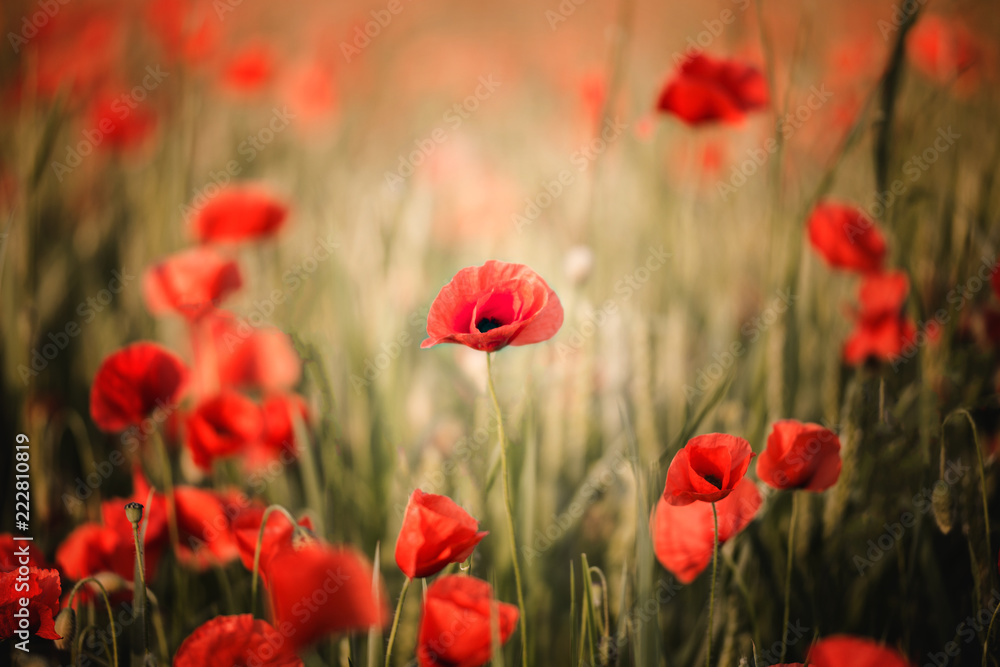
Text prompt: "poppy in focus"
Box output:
[[417, 575, 519, 667], [0, 567, 61, 642], [652, 478, 761, 583], [173, 614, 303, 667], [395, 489, 488, 579], [663, 433, 755, 506], [90, 342, 188, 433], [757, 420, 842, 491], [656, 53, 769, 125], [807, 202, 886, 273], [421, 260, 563, 352]]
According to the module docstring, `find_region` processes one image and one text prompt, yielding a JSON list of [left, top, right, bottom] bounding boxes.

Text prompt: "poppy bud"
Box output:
[[124, 502, 144, 525], [91, 571, 129, 595], [53, 608, 76, 651], [932, 480, 954, 534]]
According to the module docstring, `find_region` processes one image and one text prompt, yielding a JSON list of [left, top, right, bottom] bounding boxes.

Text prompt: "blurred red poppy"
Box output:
[[656, 53, 768, 125], [185, 391, 264, 470], [173, 486, 248, 568], [907, 16, 980, 86], [807, 202, 886, 273], [663, 433, 755, 506], [249, 393, 309, 468], [652, 478, 761, 583], [216, 324, 302, 392], [263, 542, 387, 651], [991, 257, 1000, 300], [233, 508, 314, 579], [843, 271, 916, 365], [222, 44, 275, 94], [808, 635, 914, 667], [84, 95, 157, 152], [395, 489, 487, 579], [417, 575, 519, 667], [142, 247, 242, 320], [757, 420, 841, 491], [191, 186, 289, 244], [0, 567, 61, 642], [421, 260, 563, 352], [174, 614, 303, 667], [90, 342, 188, 433]]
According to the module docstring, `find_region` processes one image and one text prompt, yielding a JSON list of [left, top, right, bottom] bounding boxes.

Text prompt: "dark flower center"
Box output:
[[703, 474, 723, 489], [476, 317, 504, 333]]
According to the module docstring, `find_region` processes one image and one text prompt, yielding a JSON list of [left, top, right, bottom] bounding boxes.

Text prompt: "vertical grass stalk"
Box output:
[[706, 502, 719, 667], [384, 578, 410, 667], [780, 493, 798, 663]]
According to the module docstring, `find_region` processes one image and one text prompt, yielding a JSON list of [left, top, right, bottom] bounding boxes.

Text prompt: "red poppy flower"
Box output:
[[191, 186, 289, 244], [663, 433, 755, 506], [174, 614, 303, 667], [417, 575, 519, 667], [395, 490, 488, 579], [247, 393, 309, 469], [222, 44, 274, 93], [807, 202, 887, 273], [991, 257, 1000, 300], [85, 95, 157, 152], [232, 507, 313, 575], [421, 261, 563, 352], [651, 478, 761, 583], [1, 534, 48, 571], [185, 391, 263, 470], [173, 486, 248, 569], [843, 315, 917, 365], [808, 635, 914, 667], [857, 270, 910, 319], [907, 16, 980, 86], [217, 325, 302, 393], [142, 247, 243, 320], [757, 420, 842, 491], [0, 567, 61, 641], [655, 53, 768, 125], [263, 542, 387, 651], [90, 342, 188, 433]]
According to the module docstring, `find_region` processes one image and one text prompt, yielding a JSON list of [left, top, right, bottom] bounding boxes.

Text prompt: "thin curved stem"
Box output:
[[706, 502, 719, 667], [384, 578, 410, 667], [486, 352, 529, 667], [946, 409, 992, 572], [983, 598, 1000, 667], [250, 504, 302, 617], [69, 578, 119, 667], [780, 494, 798, 663]]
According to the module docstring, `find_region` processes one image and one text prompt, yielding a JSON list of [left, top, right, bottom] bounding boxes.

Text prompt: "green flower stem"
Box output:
[[780, 494, 798, 663], [250, 504, 302, 617], [68, 577, 119, 667], [486, 352, 529, 667], [384, 577, 410, 667], [706, 502, 719, 667]]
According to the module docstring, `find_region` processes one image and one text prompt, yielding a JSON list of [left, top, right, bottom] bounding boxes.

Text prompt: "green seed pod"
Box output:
[[124, 502, 144, 525]]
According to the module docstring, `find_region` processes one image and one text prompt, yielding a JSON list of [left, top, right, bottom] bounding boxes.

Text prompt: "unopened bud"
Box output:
[[91, 571, 129, 595], [53, 607, 76, 651], [931, 480, 953, 534]]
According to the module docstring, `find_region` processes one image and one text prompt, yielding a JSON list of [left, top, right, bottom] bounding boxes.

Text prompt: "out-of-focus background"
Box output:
[[2, 0, 1000, 664]]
